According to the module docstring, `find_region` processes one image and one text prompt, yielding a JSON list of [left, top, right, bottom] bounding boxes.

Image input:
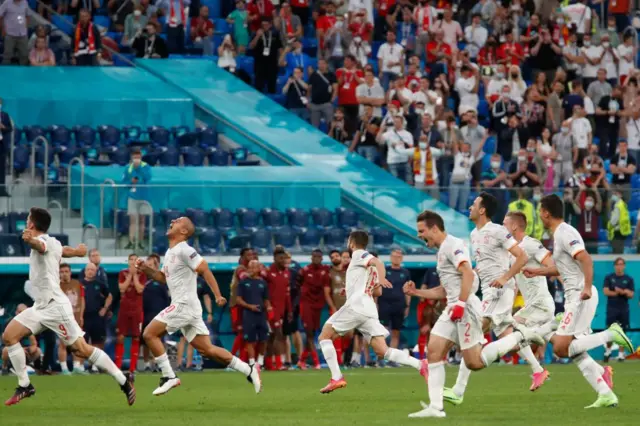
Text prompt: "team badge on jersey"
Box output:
[[361, 251, 369, 259], [454, 249, 463, 255], [505, 233, 513, 239]]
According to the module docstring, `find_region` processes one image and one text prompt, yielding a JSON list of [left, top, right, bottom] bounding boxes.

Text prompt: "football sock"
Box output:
[[114, 342, 124, 369], [533, 321, 557, 342], [257, 354, 265, 366], [574, 352, 610, 395], [228, 356, 252, 376], [384, 348, 420, 370], [481, 333, 521, 367], [320, 340, 342, 381], [275, 355, 283, 369], [60, 360, 69, 373], [89, 348, 126, 386], [418, 334, 427, 359], [73, 360, 85, 372], [249, 358, 256, 365], [568, 331, 613, 357], [518, 345, 543, 374], [8, 343, 30, 387], [452, 359, 471, 397], [334, 338, 343, 365], [427, 361, 445, 411], [231, 334, 243, 356], [350, 352, 361, 365], [311, 350, 320, 366], [154, 353, 176, 378], [300, 350, 308, 364], [130, 339, 140, 372]]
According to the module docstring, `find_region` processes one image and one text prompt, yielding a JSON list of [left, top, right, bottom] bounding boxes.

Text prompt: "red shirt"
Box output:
[[425, 41, 452, 64], [336, 68, 363, 105], [348, 21, 373, 41], [477, 46, 498, 67], [497, 42, 524, 66], [299, 264, 330, 309], [118, 268, 147, 313], [247, 0, 275, 32], [290, 0, 308, 7], [316, 14, 336, 33], [266, 264, 292, 315], [405, 73, 420, 90], [190, 17, 214, 40], [377, 0, 396, 17], [609, 0, 629, 14]]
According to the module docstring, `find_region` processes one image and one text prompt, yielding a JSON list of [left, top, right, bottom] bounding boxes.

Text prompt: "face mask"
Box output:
[[561, 127, 569, 134], [533, 194, 541, 202], [611, 195, 619, 203], [602, 42, 610, 48], [583, 41, 591, 47], [491, 161, 501, 169], [517, 156, 526, 162], [557, 18, 564, 25], [419, 142, 428, 150], [585, 164, 592, 171], [608, 26, 616, 31], [415, 108, 425, 115], [584, 200, 594, 210], [511, 73, 518, 78], [335, 21, 343, 29], [495, 72, 505, 79], [133, 158, 141, 166], [527, 147, 535, 153], [134, 10, 142, 16]]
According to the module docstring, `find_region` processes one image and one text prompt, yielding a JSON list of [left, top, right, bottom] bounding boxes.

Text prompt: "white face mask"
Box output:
[[603, 42, 610, 48], [517, 156, 526, 162], [584, 40, 591, 47], [134, 10, 142, 16], [133, 158, 141, 166], [608, 26, 616, 31], [611, 195, 620, 203], [419, 142, 428, 150], [561, 127, 569, 134], [533, 194, 541, 202], [584, 200, 594, 210], [415, 108, 425, 115], [491, 161, 501, 169], [335, 20, 343, 29]]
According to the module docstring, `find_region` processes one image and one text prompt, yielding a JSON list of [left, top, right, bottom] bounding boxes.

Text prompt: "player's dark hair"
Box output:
[[240, 248, 252, 259], [148, 253, 160, 263], [478, 192, 498, 219], [29, 207, 51, 232], [614, 257, 625, 265], [348, 230, 369, 249], [417, 210, 445, 231], [273, 245, 286, 256], [540, 194, 564, 219], [60, 263, 70, 270], [329, 250, 340, 256], [128, 253, 137, 260], [312, 248, 323, 254], [506, 211, 527, 230], [341, 250, 350, 256]]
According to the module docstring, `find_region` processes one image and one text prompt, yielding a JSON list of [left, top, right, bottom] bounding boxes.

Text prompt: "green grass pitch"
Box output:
[[1, 363, 638, 425]]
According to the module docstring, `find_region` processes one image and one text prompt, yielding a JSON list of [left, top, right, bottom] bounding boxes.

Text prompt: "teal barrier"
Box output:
[[71, 166, 341, 227], [136, 60, 474, 242], [0, 67, 194, 128]]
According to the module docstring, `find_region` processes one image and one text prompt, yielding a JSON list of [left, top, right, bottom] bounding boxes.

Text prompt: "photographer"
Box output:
[[132, 23, 168, 58], [377, 115, 414, 183], [329, 107, 349, 144], [283, 66, 309, 121]]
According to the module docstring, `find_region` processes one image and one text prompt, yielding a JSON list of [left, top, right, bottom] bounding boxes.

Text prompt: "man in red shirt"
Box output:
[[115, 254, 147, 372], [425, 28, 453, 66], [289, 0, 309, 27], [336, 54, 364, 138], [348, 10, 373, 42], [247, 0, 275, 33], [265, 246, 292, 370], [315, 2, 337, 53], [229, 248, 255, 361], [497, 31, 525, 67], [190, 5, 215, 56], [297, 249, 330, 369]]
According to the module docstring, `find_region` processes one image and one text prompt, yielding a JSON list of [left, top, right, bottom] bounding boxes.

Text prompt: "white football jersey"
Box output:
[[437, 234, 479, 305], [162, 241, 204, 313], [470, 222, 518, 294], [344, 249, 379, 318], [515, 236, 554, 307], [29, 234, 67, 308], [552, 222, 586, 298]]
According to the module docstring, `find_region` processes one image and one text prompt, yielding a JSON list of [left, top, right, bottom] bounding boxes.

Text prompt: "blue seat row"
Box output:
[[0, 233, 69, 257]]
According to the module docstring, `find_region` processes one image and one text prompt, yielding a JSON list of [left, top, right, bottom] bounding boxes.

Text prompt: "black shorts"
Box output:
[[283, 305, 300, 336], [83, 315, 107, 344], [379, 305, 405, 330], [606, 310, 629, 330], [243, 314, 268, 343]]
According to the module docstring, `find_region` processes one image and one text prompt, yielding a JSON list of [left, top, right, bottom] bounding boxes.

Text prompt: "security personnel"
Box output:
[[379, 249, 411, 360], [607, 188, 631, 254], [602, 258, 634, 362]]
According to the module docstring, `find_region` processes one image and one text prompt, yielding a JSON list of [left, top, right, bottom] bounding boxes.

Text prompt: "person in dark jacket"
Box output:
[[497, 115, 529, 166], [133, 23, 168, 58]]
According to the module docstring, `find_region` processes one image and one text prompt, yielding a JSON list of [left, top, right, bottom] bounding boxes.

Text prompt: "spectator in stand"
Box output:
[[141, 254, 169, 372], [547, 80, 565, 133], [350, 108, 380, 163], [347, 13, 371, 68], [435, 6, 462, 49], [236, 259, 271, 367], [190, 5, 214, 56], [464, 13, 488, 60], [132, 22, 168, 58], [348, 0, 373, 24], [449, 141, 475, 211], [29, 37, 56, 66], [348, 8, 373, 44], [283, 67, 309, 121], [561, 0, 591, 38], [336, 54, 364, 137], [217, 34, 237, 71], [552, 122, 574, 187], [537, 127, 557, 191], [497, 115, 528, 166], [608, 187, 632, 254], [561, 79, 584, 119], [282, 39, 311, 80], [412, 77, 441, 119], [595, 84, 623, 159], [250, 18, 282, 94], [388, 76, 413, 114], [506, 65, 526, 104], [425, 29, 453, 75], [121, 149, 152, 249], [379, 115, 414, 182], [115, 254, 146, 373], [509, 147, 540, 188], [227, 0, 249, 54], [477, 33, 499, 75], [316, 2, 338, 59], [454, 64, 480, 116], [460, 111, 488, 180], [485, 64, 507, 105], [72, 9, 101, 66], [626, 107, 640, 165], [581, 33, 603, 89], [397, 8, 416, 56], [412, 131, 442, 197], [375, 0, 396, 41], [412, 0, 436, 59], [275, 2, 302, 48], [568, 104, 592, 166], [529, 27, 562, 84], [562, 187, 580, 226], [521, 88, 546, 139], [356, 69, 385, 117], [247, 0, 274, 33], [378, 249, 410, 358], [122, 5, 148, 47], [157, 0, 189, 54], [377, 30, 404, 92], [576, 186, 603, 253], [80, 262, 112, 355], [439, 115, 462, 187], [107, 0, 133, 32], [599, 33, 619, 86], [562, 31, 583, 83], [289, 0, 309, 27], [479, 153, 511, 221], [308, 58, 337, 129], [329, 107, 349, 143], [491, 85, 520, 133], [68, 0, 99, 20], [497, 30, 524, 68], [416, 113, 443, 151], [587, 68, 613, 107], [617, 33, 636, 85], [610, 140, 636, 192], [602, 258, 634, 362], [0, 0, 29, 65]]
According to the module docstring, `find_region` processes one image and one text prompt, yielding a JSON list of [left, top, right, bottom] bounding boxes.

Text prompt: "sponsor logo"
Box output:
[[361, 251, 369, 259], [189, 251, 198, 259], [506, 233, 513, 239], [454, 249, 463, 255], [569, 240, 579, 246]]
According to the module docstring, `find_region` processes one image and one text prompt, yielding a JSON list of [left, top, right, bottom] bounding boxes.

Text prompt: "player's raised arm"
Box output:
[[21, 230, 46, 254], [195, 260, 227, 306], [368, 256, 391, 288], [136, 258, 167, 284], [403, 280, 447, 300], [492, 244, 528, 288], [62, 243, 88, 258], [574, 250, 594, 299]]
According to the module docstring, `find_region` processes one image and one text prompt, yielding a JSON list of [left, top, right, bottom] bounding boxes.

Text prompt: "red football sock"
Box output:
[[275, 355, 283, 370], [299, 350, 309, 364], [130, 339, 140, 372], [418, 334, 427, 360], [334, 338, 343, 365], [115, 342, 124, 369], [231, 334, 244, 356], [311, 350, 320, 366], [265, 356, 273, 370], [240, 348, 249, 362], [512, 353, 520, 365]]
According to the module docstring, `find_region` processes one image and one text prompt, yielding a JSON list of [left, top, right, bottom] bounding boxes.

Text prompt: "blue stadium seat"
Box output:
[[335, 207, 359, 230], [34, 143, 55, 168], [250, 228, 272, 254], [153, 233, 169, 254], [231, 147, 249, 163], [58, 146, 82, 167], [483, 136, 496, 154], [151, 211, 165, 234], [51, 234, 69, 246], [48, 125, 71, 148], [324, 227, 346, 250], [122, 125, 142, 141], [598, 229, 608, 242], [158, 146, 180, 166], [286, 208, 309, 230], [261, 208, 285, 229], [208, 148, 230, 166], [98, 125, 121, 147], [371, 227, 394, 254], [13, 145, 30, 174], [632, 174, 640, 189], [226, 229, 251, 254], [182, 146, 204, 166], [311, 207, 333, 229], [236, 208, 259, 229], [273, 225, 297, 250], [235, 55, 254, 75], [211, 208, 234, 231], [197, 127, 218, 149], [171, 126, 190, 138], [93, 15, 111, 30], [199, 229, 223, 254], [8, 212, 28, 233], [161, 209, 182, 226], [109, 149, 130, 166], [186, 208, 209, 232], [478, 100, 489, 119], [23, 125, 46, 143], [177, 132, 199, 147], [214, 18, 231, 34], [73, 125, 96, 148], [299, 227, 322, 251], [149, 126, 171, 147], [0, 234, 23, 256], [629, 192, 640, 211], [0, 215, 10, 233], [52, 15, 74, 36]]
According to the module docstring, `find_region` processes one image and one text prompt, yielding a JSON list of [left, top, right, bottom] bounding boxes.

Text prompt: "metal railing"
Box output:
[[30, 136, 50, 199], [8, 178, 29, 213], [47, 200, 64, 234], [136, 200, 154, 254], [66, 157, 85, 225], [82, 224, 100, 251], [8, 115, 16, 180], [99, 178, 116, 236]]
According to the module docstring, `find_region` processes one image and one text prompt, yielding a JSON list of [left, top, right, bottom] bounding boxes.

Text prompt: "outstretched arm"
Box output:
[[403, 281, 447, 300], [135, 258, 167, 284], [62, 244, 88, 258]]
